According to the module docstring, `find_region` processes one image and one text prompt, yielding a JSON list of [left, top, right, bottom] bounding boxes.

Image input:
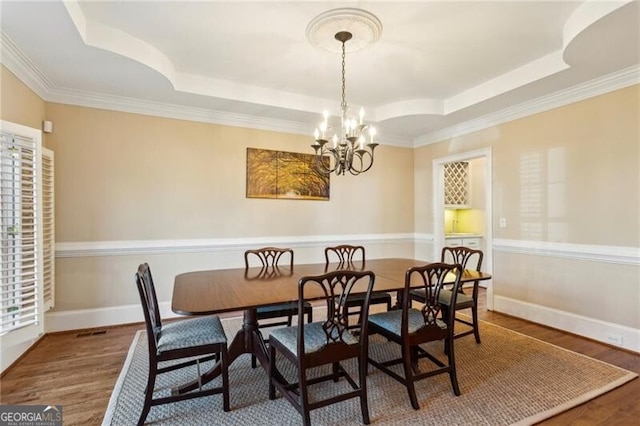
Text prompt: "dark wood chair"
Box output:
[[268, 270, 375, 426], [409, 246, 484, 343], [135, 263, 230, 425], [245, 247, 313, 368], [367, 262, 463, 409], [324, 245, 391, 326]]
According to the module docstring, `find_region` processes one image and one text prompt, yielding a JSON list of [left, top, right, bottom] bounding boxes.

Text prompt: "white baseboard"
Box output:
[[45, 302, 180, 333], [494, 295, 640, 353], [45, 303, 331, 333]]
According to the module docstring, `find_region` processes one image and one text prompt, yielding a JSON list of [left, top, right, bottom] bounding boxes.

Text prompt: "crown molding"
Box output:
[[2, 30, 635, 149], [47, 86, 316, 136], [414, 64, 640, 147], [0, 30, 53, 99], [0, 31, 413, 146]]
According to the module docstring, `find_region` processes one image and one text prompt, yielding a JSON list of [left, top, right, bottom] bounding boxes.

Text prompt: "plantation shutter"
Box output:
[[42, 148, 54, 311], [0, 130, 40, 334]]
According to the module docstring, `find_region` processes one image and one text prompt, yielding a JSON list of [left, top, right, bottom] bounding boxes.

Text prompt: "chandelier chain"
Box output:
[[341, 40, 347, 109]]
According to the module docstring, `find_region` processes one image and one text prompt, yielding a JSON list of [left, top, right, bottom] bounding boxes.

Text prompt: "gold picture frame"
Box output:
[[246, 148, 330, 200]]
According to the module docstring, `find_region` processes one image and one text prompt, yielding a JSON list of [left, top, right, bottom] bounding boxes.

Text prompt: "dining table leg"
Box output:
[[173, 308, 269, 395]]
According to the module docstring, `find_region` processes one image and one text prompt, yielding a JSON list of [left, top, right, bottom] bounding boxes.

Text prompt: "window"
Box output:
[[0, 121, 47, 372]]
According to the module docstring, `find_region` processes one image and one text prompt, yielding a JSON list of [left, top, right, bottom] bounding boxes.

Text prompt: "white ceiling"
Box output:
[[1, 1, 638, 147]]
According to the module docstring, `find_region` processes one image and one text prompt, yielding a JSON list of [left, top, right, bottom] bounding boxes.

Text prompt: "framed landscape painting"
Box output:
[[246, 148, 330, 200]]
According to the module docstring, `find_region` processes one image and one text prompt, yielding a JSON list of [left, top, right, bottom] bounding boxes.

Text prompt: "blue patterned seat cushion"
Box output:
[[410, 288, 473, 308], [157, 316, 227, 354], [368, 308, 446, 336], [438, 289, 473, 308], [270, 322, 359, 356]]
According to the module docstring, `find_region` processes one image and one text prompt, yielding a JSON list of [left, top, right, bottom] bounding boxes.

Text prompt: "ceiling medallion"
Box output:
[[306, 8, 383, 53]]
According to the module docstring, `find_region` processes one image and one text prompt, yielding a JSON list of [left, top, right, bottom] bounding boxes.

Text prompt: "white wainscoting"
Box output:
[[48, 235, 639, 354]]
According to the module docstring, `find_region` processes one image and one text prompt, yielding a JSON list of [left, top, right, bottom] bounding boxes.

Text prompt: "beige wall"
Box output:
[[415, 85, 640, 330], [43, 103, 414, 311], [1, 66, 46, 130], [45, 104, 414, 242], [417, 85, 639, 246]]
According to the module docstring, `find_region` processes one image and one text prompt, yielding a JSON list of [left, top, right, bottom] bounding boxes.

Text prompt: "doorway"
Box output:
[[433, 147, 493, 310]]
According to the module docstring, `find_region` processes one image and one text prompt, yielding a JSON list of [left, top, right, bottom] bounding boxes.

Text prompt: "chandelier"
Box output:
[[307, 9, 382, 176]]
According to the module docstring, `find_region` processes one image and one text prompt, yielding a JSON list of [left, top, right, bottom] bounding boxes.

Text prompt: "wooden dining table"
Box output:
[[171, 258, 491, 394]]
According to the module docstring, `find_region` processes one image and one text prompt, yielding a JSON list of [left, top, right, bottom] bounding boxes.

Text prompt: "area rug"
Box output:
[[103, 316, 636, 426]]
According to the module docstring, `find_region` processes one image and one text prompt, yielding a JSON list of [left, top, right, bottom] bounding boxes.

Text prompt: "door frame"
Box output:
[[433, 147, 494, 310]]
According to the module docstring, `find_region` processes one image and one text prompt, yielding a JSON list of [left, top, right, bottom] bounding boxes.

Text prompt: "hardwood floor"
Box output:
[[1, 289, 638, 425]]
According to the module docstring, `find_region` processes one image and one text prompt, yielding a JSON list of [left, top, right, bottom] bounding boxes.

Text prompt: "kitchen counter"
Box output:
[[443, 234, 483, 249]]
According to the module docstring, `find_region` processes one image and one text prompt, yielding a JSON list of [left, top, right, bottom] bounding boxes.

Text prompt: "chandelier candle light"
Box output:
[[307, 9, 382, 176]]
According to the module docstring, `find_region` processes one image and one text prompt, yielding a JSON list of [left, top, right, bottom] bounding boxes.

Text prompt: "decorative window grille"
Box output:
[[0, 131, 40, 335], [444, 162, 469, 205]]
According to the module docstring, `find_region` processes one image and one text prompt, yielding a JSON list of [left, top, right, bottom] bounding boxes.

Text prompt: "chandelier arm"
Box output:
[[349, 149, 374, 175], [315, 146, 344, 175]]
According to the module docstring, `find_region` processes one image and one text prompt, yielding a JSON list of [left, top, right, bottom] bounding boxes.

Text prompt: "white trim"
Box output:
[[413, 233, 435, 245], [3, 30, 637, 150], [45, 301, 177, 333], [433, 148, 494, 309], [414, 64, 640, 147], [493, 238, 640, 266], [494, 295, 640, 354], [54, 234, 640, 266], [55, 233, 417, 258], [45, 302, 320, 334], [0, 31, 53, 100]]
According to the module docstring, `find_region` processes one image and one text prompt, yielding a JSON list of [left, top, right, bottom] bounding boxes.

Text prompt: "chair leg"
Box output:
[[299, 367, 311, 426], [358, 354, 371, 424], [268, 344, 277, 400], [251, 354, 257, 369], [221, 347, 230, 412], [401, 344, 420, 410], [446, 336, 461, 396], [138, 367, 157, 426], [471, 303, 481, 344], [307, 306, 313, 323]]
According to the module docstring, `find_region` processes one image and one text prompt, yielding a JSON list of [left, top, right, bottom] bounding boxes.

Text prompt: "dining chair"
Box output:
[[409, 246, 484, 343], [268, 269, 375, 426], [245, 247, 313, 368], [324, 245, 391, 327], [368, 262, 463, 409], [135, 263, 230, 425]]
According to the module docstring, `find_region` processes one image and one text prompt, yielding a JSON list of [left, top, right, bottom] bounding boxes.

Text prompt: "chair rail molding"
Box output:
[[55, 235, 638, 265], [55, 233, 417, 258], [493, 238, 640, 266]]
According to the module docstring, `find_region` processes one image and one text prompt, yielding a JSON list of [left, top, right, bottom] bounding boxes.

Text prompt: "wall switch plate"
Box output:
[[499, 218, 507, 228]]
